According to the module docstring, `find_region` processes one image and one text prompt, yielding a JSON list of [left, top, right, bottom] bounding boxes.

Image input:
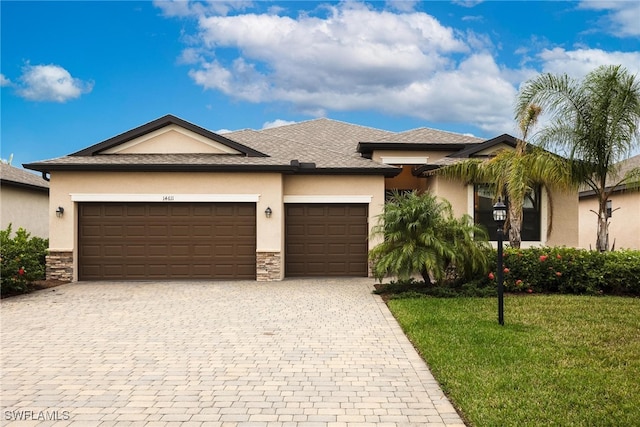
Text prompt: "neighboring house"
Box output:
[[0, 163, 50, 239], [24, 115, 578, 282], [579, 154, 640, 250]]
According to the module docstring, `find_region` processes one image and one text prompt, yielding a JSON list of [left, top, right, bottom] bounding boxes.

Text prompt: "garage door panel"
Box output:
[[285, 204, 367, 277], [79, 202, 256, 280]]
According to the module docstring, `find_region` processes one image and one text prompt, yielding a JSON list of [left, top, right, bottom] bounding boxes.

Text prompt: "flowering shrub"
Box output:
[[483, 247, 640, 296], [0, 225, 48, 296]]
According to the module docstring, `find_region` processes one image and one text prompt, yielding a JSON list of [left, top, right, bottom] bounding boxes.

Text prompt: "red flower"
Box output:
[[503, 267, 510, 274], [527, 288, 533, 293], [18, 267, 25, 276], [539, 255, 548, 262], [556, 254, 562, 259], [516, 279, 523, 286], [488, 272, 495, 280], [556, 271, 562, 277]]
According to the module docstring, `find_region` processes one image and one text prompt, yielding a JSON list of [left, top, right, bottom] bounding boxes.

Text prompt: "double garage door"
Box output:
[[78, 202, 368, 281]]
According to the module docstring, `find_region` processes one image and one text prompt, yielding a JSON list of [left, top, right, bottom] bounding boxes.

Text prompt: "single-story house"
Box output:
[[0, 163, 50, 239], [24, 115, 578, 282], [579, 154, 640, 250]]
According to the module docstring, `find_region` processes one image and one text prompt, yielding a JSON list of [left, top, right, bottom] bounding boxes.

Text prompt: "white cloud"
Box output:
[[579, 1, 640, 37], [538, 48, 640, 78], [0, 74, 11, 86], [17, 64, 93, 102], [161, 1, 640, 137], [262, 119, 297, 129]]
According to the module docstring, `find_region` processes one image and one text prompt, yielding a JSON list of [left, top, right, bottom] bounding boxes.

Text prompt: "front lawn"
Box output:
[[388, 295, 640, 426]]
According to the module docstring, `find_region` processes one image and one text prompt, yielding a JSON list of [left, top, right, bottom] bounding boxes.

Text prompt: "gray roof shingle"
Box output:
[[0, 163, 49, 190]]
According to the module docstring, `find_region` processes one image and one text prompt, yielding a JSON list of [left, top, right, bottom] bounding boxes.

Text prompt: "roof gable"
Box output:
[[448, 134, 518, 158], [72, 115, 267, 157]]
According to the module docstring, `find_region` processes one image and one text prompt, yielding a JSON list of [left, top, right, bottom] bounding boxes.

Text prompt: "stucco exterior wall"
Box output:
[[426, 176, 469, 218], [49, 171, 386, 281], [545, 188, 579, 248], [579, 192, 640, 250], [0, 185, 49, 238], [49, 171, 284, 280]]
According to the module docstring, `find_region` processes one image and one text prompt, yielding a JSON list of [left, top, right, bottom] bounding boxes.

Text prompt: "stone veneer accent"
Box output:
[[46, 251, 74, 282], [256, 251, 281, 281]]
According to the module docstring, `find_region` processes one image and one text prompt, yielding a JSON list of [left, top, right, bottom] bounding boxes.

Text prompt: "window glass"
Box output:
[[474, 184, 541, 241]]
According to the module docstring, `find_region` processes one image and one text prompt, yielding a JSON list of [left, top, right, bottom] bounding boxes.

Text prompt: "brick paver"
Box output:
[[1, 279, 465, 426]]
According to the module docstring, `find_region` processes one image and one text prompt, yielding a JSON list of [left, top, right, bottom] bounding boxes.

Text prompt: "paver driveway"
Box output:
[[1, 279, 464, 426]]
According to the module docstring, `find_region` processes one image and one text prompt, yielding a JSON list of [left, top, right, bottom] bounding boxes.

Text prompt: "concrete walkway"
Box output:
[[1, 279, 465, 426]]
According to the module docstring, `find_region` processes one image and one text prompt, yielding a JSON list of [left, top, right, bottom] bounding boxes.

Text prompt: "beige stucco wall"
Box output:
[[0, 185, 49, 239], [49, 171, 285, 280], [579, 192, 640, 250], [49, 171, 386, 280], [102, 126, 240, 154], [545, 188, 579, 248]]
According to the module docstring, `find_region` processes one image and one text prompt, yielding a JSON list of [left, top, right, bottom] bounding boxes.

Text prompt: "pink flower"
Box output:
[[539, 255, 548, 262], [527, 288, 533, 293], [503, 267, 510, 274], [488, 272, 495, 280], [556, 271, 562, 277], [516, 279, 523, 286]]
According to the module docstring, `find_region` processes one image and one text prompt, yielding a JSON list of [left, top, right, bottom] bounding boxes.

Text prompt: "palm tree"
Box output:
[[516, 65, 640, 251], [368, 191, 491, 285], [437, 105, 575, 248]]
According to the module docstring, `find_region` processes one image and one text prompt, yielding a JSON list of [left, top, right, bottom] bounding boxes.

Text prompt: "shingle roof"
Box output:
[[579, 154, 640, 196], [23, 115, 490, 177], [0, 163, 49, 191], [373, 127, 483, 144]]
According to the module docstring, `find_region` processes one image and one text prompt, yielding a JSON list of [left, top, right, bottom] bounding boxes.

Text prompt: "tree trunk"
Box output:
[[508, 203, 523, 249], [420, 269, 433, 286], [596, 198, 609, 252]]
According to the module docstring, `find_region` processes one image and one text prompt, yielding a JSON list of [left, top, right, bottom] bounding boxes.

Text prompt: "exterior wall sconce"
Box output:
[[56, 206, 65, 218], [265, 207, 272, 218], [606, 200, 612, 218]]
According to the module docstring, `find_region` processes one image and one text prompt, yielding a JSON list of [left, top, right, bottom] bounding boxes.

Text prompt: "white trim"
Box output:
[[283, 195, 372, 204], [380, 156, 428, 165], [70, 193, 260, 202]]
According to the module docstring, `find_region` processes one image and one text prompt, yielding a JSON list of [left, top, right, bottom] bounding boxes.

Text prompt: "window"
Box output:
[[474, 184, 541, 241]]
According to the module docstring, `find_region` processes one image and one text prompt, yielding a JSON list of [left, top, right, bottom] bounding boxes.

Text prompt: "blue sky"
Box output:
[[2, 1, 639, 168]]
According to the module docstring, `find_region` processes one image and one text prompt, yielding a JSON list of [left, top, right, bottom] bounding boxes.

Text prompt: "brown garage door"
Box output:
[[285, 204, 368, 277], [78, 202, 256, 280]]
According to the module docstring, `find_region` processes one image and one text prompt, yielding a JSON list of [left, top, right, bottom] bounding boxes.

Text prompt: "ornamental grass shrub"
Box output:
[[0, 224, 48, 296]]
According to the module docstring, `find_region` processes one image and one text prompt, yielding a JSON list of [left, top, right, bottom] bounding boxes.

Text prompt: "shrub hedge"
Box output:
[[376, 247, 640, 298], [486, 247, 640, 296], [0, 225, 48, 296]]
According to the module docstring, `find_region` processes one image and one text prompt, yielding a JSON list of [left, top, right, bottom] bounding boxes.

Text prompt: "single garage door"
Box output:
[[78, 202, 256, 280], [285, 203, 368, 277]]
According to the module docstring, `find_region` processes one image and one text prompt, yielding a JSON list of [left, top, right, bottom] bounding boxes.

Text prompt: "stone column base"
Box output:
[[46, 251, 73, 282], [256, 251, 282, 281]]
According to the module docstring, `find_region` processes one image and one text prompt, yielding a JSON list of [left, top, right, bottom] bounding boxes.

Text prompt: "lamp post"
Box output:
[[493, 198, 507, 326]]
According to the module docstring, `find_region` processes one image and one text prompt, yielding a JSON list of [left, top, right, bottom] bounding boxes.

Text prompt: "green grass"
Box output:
[[387, 295, 640, 426]]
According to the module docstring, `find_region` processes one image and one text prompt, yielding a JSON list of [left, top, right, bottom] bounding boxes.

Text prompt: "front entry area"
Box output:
[[78, 202, 256, 280]]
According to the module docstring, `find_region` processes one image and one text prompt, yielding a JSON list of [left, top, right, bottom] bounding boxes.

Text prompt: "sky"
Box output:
[[2, 0, 640, 169]]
